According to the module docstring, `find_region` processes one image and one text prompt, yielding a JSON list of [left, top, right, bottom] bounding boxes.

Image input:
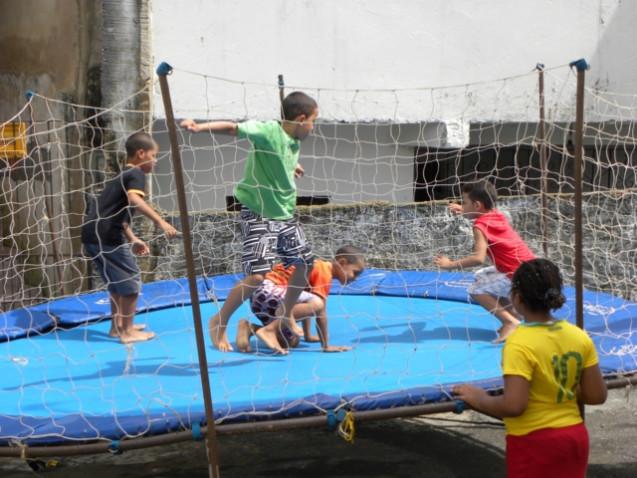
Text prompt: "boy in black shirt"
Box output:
[[82, 132, 177, 343]]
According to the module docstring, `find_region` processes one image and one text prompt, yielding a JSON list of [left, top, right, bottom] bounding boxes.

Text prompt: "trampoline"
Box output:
[[1, 269, 636, 448]]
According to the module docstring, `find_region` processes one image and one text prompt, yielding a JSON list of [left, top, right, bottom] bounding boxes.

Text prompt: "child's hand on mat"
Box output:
[[323, 345, 351, 353], [132, 241, 150, 256]]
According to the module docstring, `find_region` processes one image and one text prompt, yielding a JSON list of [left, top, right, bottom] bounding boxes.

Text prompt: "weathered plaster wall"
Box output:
[[0, 1, 102, 304]]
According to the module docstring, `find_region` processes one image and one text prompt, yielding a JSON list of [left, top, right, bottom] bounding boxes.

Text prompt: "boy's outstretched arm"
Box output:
[[180, 119, 238, 136], [316, 311, 351, 353], [453, 375, 530, 418], [434, 228, 488, 270], [128, 192, 178, 239]]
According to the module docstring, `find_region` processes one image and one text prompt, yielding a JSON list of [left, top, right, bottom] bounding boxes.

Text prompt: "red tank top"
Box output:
[[473, 210, 535, 278]]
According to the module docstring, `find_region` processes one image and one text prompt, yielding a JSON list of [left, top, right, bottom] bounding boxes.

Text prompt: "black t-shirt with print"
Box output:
[[81, 166, 146, 246]]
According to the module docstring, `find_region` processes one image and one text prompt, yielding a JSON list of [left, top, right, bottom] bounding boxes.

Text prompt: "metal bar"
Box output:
[[278, 74, 285, 119], [1, 372, 634, 459], [0, 400, 463, 458], [570, 59, 588, 331], [605, 374, 637, 389], [536, 64, 549, 257], [156, 62, 220, 478]]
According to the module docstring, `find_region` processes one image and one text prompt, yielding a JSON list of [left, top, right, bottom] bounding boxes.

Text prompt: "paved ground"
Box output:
[[1, 388, 635, 477]]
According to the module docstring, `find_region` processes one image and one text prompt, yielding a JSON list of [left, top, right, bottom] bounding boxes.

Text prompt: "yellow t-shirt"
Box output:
[[502, 320, 599, 436]]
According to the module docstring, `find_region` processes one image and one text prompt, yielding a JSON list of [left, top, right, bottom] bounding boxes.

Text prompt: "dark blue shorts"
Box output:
[[84, 243, 141, 296]]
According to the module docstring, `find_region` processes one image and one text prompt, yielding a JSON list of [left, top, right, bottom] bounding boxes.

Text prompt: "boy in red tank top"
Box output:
[[434, 180, 535, 342]]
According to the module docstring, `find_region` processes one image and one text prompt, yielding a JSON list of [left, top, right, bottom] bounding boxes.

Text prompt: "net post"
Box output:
[[570, 58, 588, 332], [156, 61, 221, 478], [278, 74, 285, 119], [535, 64, 549, 258]]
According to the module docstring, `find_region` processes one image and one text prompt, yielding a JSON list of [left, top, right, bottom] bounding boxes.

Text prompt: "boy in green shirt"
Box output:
[[180, 92, 318, 353]]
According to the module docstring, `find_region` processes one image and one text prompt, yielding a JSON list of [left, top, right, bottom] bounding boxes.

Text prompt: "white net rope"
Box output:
[[0, 64, 636, 446]]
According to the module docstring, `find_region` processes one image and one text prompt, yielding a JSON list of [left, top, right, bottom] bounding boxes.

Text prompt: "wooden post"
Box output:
[[156, 62, 221, 478]]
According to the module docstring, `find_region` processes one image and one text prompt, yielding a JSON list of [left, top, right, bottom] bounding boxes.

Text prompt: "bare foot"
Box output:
[[209, 314, 233, 352], [304, 335, 321, 343], [282, 317, 304, 337], [120, 330, 156, 344], [493, 323, 517, 344], [236, 319, 253, 353], [274, 305, 304, 337], [255, 327, 288, 354], [109, 323, 146, 338]]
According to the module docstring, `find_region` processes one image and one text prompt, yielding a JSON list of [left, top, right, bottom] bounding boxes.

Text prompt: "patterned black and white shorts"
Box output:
[[240, 206, 314, 275]]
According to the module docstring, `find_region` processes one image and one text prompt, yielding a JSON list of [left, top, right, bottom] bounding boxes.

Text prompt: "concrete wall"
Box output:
[[0, 0, 102, 305], [151, 117, 637, 212], [149, 194, 637, 301], [152, 122, 447, 212], [0, 0, 100, 116]]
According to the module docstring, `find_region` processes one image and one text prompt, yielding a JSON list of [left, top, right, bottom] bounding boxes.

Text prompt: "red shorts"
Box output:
[[506, 423, 589, 478]]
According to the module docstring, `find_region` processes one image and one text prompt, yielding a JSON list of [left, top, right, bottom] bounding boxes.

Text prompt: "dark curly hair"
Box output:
[[511, 258, 566, 313]]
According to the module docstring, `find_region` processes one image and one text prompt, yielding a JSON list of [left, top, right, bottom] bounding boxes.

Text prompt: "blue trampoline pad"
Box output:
[[1, 270, 636, 446]]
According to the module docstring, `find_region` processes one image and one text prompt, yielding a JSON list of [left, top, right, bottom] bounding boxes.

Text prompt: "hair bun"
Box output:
[[544, 288, 558, 299], [544, 288, 565, 308]]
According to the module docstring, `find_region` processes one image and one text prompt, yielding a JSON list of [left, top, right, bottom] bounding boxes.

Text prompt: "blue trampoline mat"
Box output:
[[1, 270, 636, 446]]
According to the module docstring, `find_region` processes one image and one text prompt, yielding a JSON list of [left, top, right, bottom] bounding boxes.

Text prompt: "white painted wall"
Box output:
[[151, 0, 637, 122], [150, 0, 637, 210]]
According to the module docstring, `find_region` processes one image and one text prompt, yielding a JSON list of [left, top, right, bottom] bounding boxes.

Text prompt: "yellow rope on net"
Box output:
[[337, 411, 355, 444]]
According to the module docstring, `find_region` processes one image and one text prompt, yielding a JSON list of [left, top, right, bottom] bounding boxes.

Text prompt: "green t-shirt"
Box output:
[[235, 121, 300, 220]]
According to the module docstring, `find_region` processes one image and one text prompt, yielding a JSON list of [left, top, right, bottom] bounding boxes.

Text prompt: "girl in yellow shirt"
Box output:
[[454, 258, 607, 478]]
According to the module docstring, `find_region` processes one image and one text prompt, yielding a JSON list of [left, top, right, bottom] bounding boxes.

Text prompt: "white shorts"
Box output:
[[250, 279, 317, 326], [467, 266, 512, 299]]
